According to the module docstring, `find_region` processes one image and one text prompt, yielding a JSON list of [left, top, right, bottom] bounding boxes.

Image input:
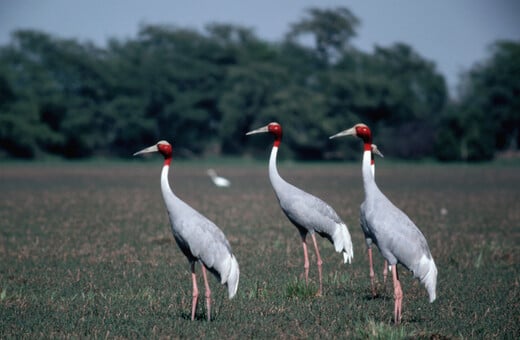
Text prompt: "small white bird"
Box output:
[[207, 169, 231, 188], [134, 141, 239, 321]]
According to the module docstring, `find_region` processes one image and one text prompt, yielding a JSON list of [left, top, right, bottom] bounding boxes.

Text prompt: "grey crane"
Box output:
[[134, 140, 239, 321], [330, 124, 437, 324], [246, 122, 353, 296]]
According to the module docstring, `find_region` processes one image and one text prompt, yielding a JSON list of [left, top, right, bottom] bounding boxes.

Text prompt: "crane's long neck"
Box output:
[[362, 142, 376, 197], [268, 145, 282, 187], [161, 164, 171, 195], [160, 158, 178, 203]]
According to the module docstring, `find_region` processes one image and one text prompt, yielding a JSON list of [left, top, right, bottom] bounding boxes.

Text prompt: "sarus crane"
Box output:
[[134, 140, 239, 321], [246, 122, 353, 296], [330, 124, 437, 324]]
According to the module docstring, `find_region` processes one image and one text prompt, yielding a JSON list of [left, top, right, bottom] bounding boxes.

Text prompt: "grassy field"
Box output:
[[1, 160, 519, 338]]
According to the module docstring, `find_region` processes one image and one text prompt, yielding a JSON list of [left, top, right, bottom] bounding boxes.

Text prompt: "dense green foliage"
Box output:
[[1, 162, 519, 337], [0, 7, 518, 161], [435, 41, 520, 161]]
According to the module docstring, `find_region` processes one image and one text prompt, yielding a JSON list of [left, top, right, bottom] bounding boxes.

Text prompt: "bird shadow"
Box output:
[[362, 281, 391, 301], [179, 312, 212, 322], [403, 315, 426, 324], [363, 293, 391, 301]]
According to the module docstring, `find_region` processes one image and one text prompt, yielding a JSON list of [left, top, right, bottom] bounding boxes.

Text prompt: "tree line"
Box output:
[[0, 7, 518, 161]]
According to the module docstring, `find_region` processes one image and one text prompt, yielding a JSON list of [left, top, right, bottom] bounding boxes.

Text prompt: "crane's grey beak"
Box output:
[[133, 144, 158, 156], [245, 125, 269, 135], [329, 127, 356, 139], [372, 144, 384, 158]]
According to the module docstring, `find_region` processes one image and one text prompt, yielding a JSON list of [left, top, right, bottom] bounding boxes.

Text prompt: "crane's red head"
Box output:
[[246, 122, 283, 147], [330, 123, 373, 151], [353, 124, 372, 143], [133, 140, 173, 165]]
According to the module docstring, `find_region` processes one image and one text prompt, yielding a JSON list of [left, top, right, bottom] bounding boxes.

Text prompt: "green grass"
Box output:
[[1, 161, 519, 338]]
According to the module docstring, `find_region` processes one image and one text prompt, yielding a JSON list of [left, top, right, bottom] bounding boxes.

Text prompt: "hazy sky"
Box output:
[[1, 0, 519, 94]]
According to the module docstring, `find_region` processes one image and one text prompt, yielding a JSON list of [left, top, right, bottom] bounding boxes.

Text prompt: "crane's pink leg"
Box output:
[[190, 262, 199, 321], [201, 265, 212, 321], [383, 260, 388, 284], [391, 264, 403, 324], [310, 233, 323, 296], [301, 236, 310, 284], [368, 247, 377, 297]]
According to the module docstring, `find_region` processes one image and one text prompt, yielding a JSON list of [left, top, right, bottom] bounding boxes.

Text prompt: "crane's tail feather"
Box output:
[[333, 223, 354, 264], [225, 254, 240, 299], [206, 251, 239, 299], [416, 254, 437, 303]]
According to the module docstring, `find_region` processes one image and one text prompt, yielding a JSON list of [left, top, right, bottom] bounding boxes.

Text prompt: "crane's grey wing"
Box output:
[[279, 187, 342, 235], [369, 197, 430, 263], [174, 210, 231, 259], [167, 199, 232, 251], [360, 201, 376, 247], [381, 208, 437, 302], [188, 215, 240, 297], [167, 200, 239, 297], [271, 174, 353, 262], [160, 177, 239, 298], [367, 192, 437, 301], [278, 186, 353, 262]]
